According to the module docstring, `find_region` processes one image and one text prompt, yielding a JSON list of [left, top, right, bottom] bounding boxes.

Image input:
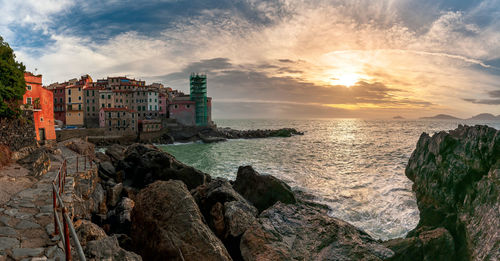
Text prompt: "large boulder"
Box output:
[[384, 227, 455, 261], [404, 125, 500, 260], [116, 144, 210, 190], [74, 219, 107, 246], [240, 202, 394, 261], [105, 144, 126, 164], [130, 180, 232, 261], [233, 166, 296, 212], [84, 235, 142, 261]]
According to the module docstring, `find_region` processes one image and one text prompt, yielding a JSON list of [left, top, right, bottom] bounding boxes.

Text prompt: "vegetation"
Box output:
[[0, 36, 26, 118]]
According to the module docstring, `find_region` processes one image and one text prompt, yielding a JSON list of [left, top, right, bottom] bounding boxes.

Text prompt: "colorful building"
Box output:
[[49, 83, 66, 125], [159, 93, 167, 117], [169, 95, 196, 126], [139, 119, 162, 132], [65, 84, 84, 126], [99, 107, 138, 134], [84, 86, 101, 128], [23, 72, 56, 141]]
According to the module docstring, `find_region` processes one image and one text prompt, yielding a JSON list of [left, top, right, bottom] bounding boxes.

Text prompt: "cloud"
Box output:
[[1, 0, 500, 118]]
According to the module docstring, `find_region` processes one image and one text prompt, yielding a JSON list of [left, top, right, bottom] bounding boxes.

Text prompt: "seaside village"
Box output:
[[22, 72, 213, 143]]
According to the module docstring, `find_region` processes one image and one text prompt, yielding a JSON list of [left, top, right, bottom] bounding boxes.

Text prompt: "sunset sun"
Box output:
[[330, 72, 362, 87]]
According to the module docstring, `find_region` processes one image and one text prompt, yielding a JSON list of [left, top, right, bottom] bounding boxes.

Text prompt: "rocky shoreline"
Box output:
[[150, 126, 304, 145], [2, 124, 497, 260]]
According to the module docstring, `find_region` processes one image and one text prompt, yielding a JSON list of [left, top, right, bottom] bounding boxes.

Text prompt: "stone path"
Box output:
[[0, 145, 93, 261]]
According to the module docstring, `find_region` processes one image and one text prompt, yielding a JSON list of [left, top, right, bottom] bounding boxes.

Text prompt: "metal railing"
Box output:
[[52, 155, 93, 261]]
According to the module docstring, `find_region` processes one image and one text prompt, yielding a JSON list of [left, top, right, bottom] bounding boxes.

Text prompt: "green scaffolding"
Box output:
[[190, 73, 208, 126]]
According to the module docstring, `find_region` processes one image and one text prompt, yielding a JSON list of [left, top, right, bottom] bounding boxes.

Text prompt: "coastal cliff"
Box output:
[[385, 125, 500, 260]]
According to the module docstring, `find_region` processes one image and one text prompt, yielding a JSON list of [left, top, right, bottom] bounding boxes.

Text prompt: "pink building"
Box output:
[[168, 96, 195, 126], [159, 93, 167, 117]]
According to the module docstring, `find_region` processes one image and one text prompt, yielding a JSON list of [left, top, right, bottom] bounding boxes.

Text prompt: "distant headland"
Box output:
[[420, 113, 500, 121]]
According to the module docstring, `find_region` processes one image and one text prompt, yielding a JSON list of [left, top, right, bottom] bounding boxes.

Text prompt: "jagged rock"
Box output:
[[384, 227, 455, 261], [240, 202, 394, 261], [224, 201, 257, 238], [404, 125, 500, 260], [130, 180, 231, 261], [99, 161, 116, 181], [105, 144, 126, 164], [84, 235, 142, 261], [95, 152, 111, 163], [107, 183, 123, 208], [74, 219, 107, 246], [233, 166, 296, 212], [107, 197, 134, 234], [116, 144, 210, 190], [192, 178, 257, 239]]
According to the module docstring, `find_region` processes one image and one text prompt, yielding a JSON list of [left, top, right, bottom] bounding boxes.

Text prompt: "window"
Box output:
[[68, 89, 71, 95], [159, 106, 162, 111], [115, 99, 118, 102], [92, 106, 95, 112], [60, 98, 63, 103], [149, 98, 152, 102], [143, 106, 146, 111], [109, 120, 111, 126], [117, 120, 120, 126], [78, 104, 81, 110], [40, 117, 43, 122], [86, 90, 89, 96], [79, 96, 81, 101], [102, 104, 105, 108], [27, 85, 32, 91], [101, 94, 105, 99], [174, 105, 178, 109], [138, 106, 141, 111], [78, 87, 81, 91], [86, 100, 89, 104], [54, 98, 57, 104], [92, 90, 95, 96], [69, 97, 72, 103], [123, 112, 125, 116], [108, 104, 111, 108], [87, 107, 90, 112], [123, 120, 126, 125], [186, 105, 190, 108], [155, 99, 157, 102], [108, 95, 111, 99], [155, 105, 158, 110], [108, 112, 111, 118]]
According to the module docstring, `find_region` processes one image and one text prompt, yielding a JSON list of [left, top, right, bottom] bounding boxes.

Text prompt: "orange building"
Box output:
[[23, 72, 56, 141]]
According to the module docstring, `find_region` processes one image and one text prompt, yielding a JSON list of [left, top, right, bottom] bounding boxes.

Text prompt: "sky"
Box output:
[[1, 0, 499, 119]]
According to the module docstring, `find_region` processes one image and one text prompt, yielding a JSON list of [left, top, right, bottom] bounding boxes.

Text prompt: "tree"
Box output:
[[0, 36, 26, 118]]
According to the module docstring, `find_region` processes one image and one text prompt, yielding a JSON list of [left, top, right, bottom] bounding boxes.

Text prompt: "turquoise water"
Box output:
[[158, 119, 500, 240]]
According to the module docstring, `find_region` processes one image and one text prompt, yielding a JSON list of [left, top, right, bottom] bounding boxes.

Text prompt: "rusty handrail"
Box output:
[[52, 154, 93, 261]]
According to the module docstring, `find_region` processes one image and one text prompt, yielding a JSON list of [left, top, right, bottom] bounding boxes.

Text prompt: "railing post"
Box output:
[[52, 189, 59, 235], [62, 207, 72, 261], [76, 156, 79, 172]]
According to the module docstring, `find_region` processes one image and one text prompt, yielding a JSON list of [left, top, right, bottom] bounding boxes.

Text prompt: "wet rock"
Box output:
[[117, 144, 210, 190], [84, 235, 142, 261], [405, 125, 500, 260], [130, 180, 231, 261], [240, 202, 394, 261], [74, 219, 107, 246], [233, 166, 296, 212]]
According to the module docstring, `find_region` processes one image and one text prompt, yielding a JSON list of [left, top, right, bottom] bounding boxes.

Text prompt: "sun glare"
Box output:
[[331, 73, 361, 87]]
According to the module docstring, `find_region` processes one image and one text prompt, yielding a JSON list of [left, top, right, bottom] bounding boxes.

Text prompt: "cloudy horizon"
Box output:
[[1, 0, 499, 119]]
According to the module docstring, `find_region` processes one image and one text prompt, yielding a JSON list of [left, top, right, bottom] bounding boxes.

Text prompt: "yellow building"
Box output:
[[66, 84, 84, 126]]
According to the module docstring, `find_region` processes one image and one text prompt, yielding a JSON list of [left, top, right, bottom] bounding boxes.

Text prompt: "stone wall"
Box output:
[[0, 110, 37, 151], [56, 128, 106, 142]]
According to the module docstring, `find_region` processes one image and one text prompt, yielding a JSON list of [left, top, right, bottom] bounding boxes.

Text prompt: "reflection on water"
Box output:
[[158, 119, 500, 240]]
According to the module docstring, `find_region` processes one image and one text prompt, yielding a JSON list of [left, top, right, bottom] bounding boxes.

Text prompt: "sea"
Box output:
[[157, 119, 500, 241]]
